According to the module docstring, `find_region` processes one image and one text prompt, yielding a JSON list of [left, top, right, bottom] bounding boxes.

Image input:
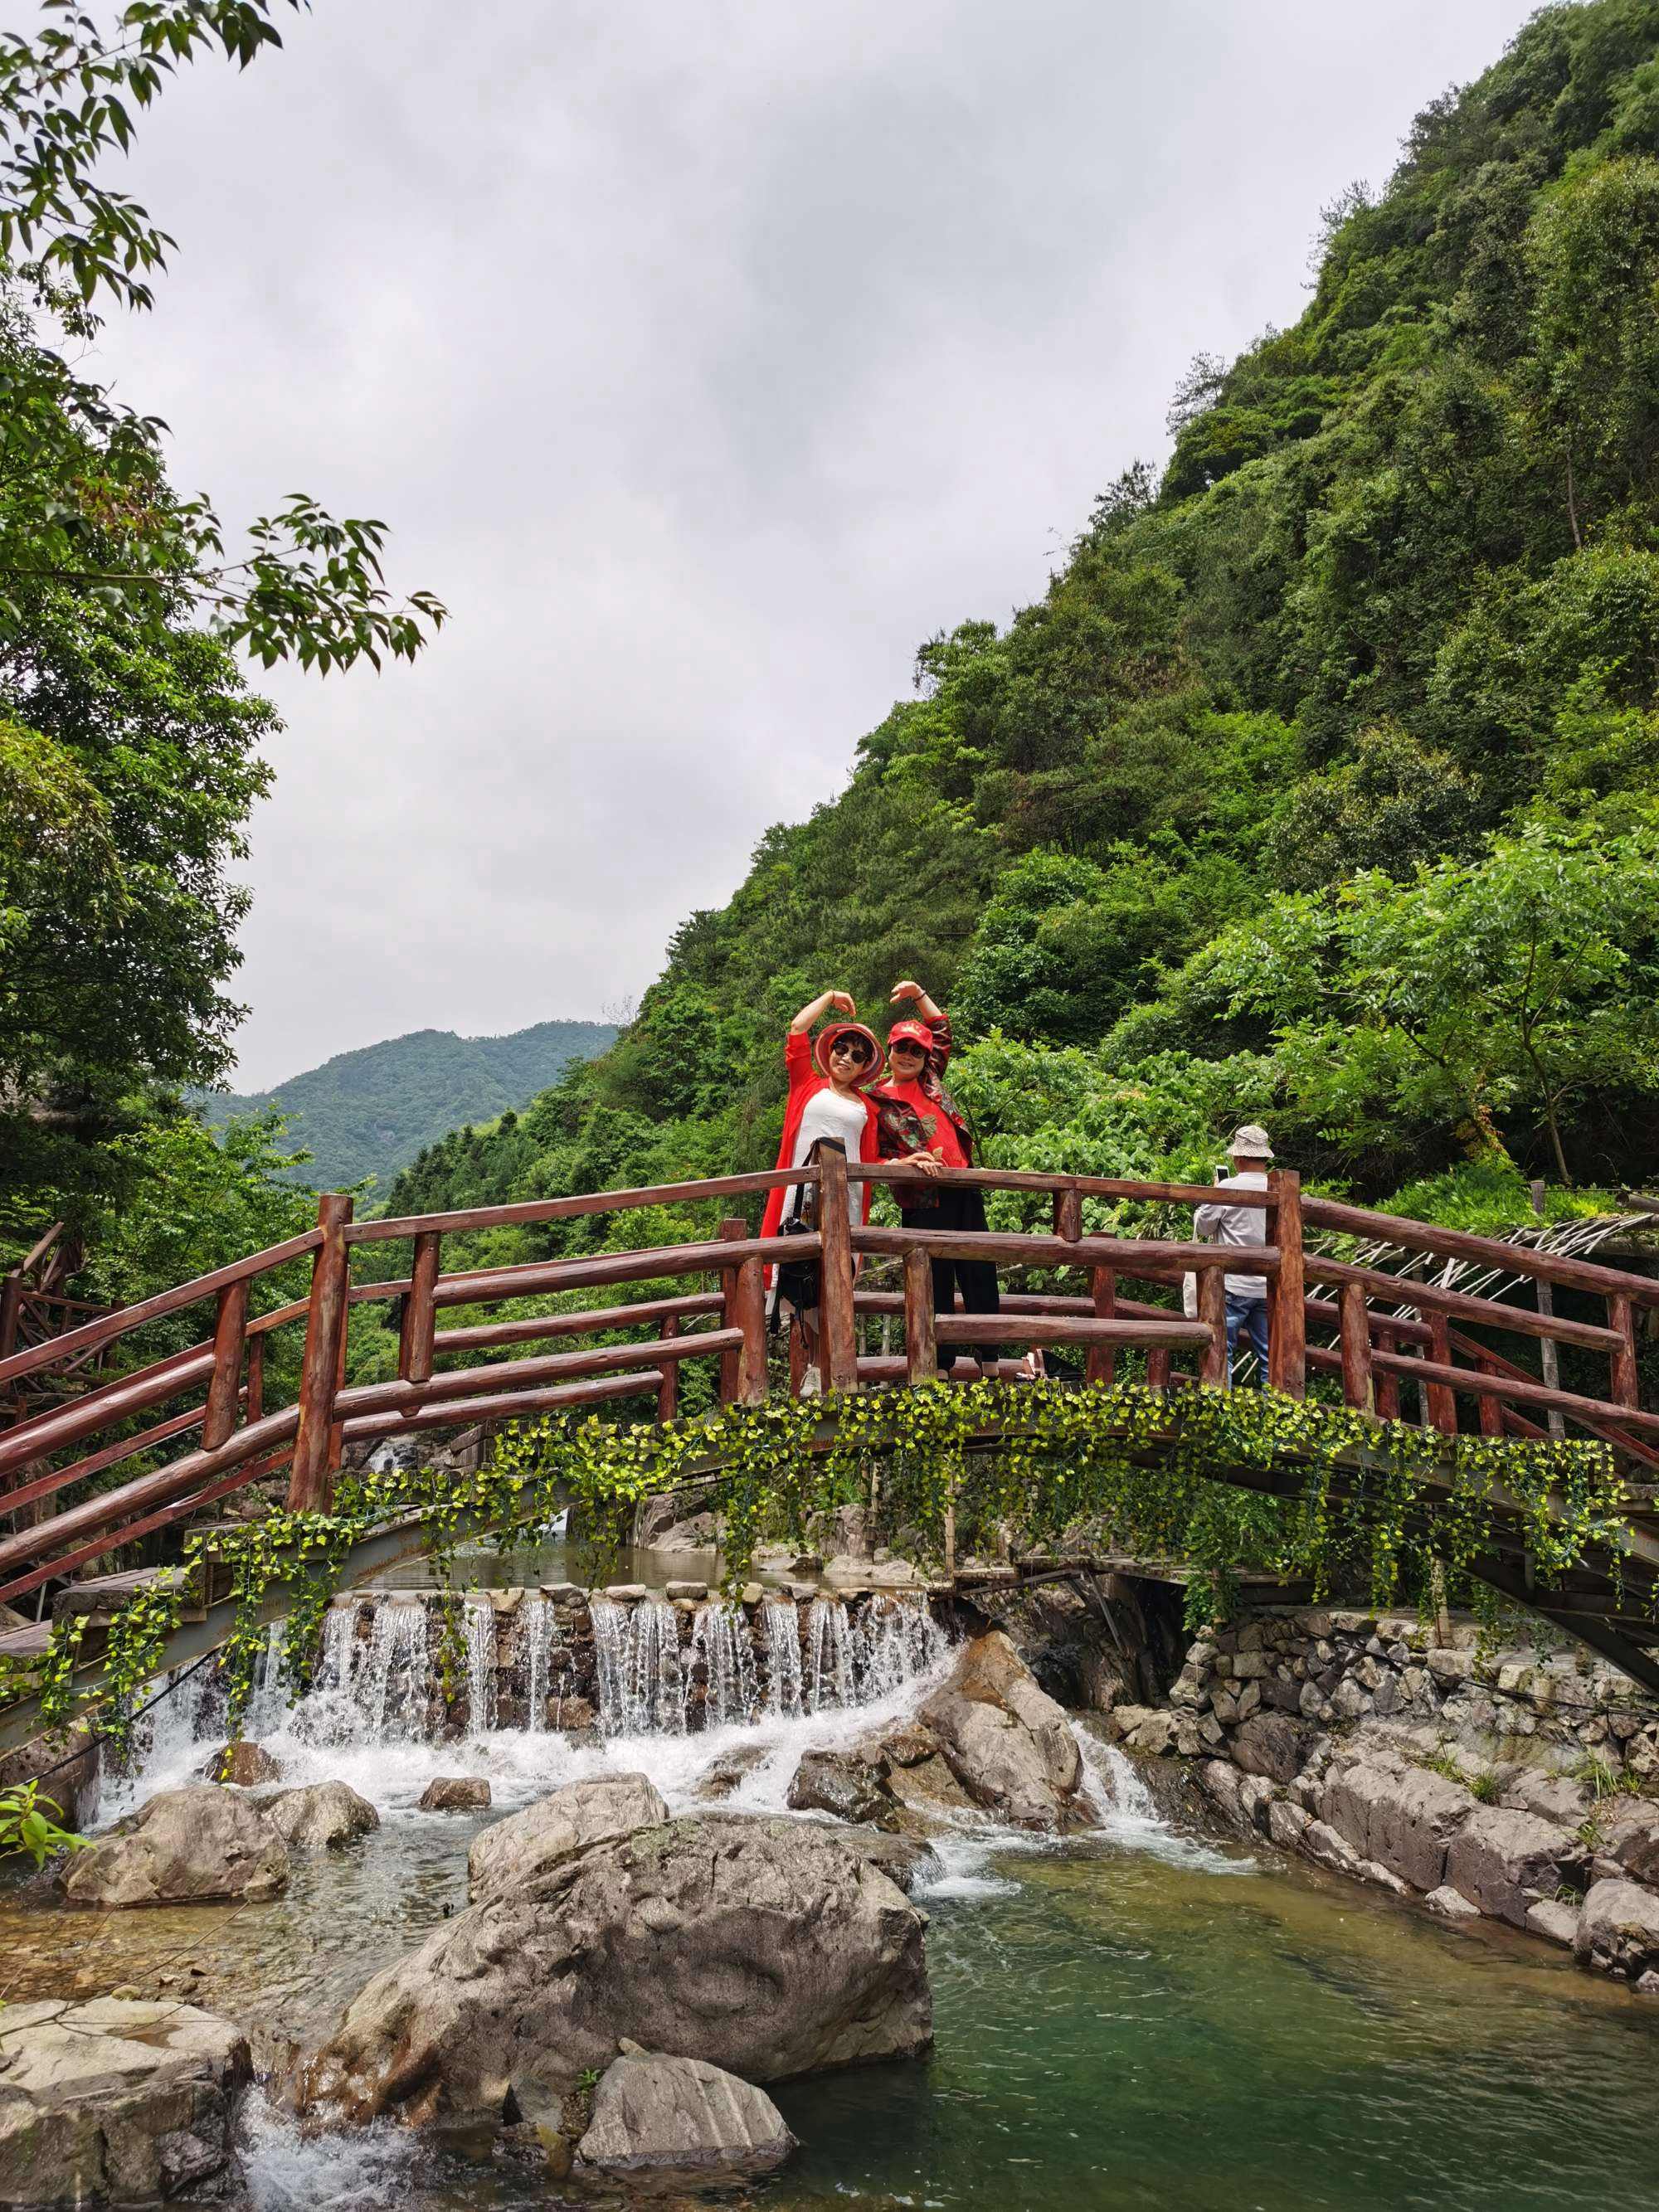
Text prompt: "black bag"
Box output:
[[772, 1140, 828, 1320]]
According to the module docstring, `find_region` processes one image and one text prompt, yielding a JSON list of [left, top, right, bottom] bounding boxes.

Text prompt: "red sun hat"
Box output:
[[812, 1021, 883, 1077], [887, 1018, 933, 1053]]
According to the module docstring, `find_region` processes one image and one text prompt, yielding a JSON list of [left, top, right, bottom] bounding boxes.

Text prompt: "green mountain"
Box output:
[[196, 1020, 616, 1192], [377, 0, 1659, 1266]]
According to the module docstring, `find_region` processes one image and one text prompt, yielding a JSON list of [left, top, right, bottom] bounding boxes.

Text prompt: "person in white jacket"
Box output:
[[1193, 1124, 1275, 1383]]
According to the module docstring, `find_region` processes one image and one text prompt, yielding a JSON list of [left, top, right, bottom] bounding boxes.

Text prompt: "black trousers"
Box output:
[[900, 1184, 1000, 1364]]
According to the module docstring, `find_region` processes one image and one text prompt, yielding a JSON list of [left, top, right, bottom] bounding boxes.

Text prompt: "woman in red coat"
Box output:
[[760, 989, 882, 1390]]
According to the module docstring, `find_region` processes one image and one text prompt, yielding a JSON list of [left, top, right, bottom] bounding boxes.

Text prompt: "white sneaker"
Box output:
[[800, 1365, 822, 1397]]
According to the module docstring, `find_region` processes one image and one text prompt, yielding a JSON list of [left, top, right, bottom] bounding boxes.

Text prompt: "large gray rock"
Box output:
[[264, 1781, 379, 1850], [0, 1998, 250, 2208], [1230, 1713, 1312, 1786], [1319, 1757, 1472, 1894], [1574, 1879, 1659, 1982], [59, 1786, 288, 1910], [300, 1813, 931, 2127], [1444, 1806, 1580, 1928], [917, 1631, 1085, 1831], [468, 1773, 668, 1901], [1606, 1806, 1659, 1886], [573, 2049, 795, 2186]]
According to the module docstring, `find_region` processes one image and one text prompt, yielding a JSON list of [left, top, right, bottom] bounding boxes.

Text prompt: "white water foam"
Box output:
[[1074, 1726, 1258, 1876]]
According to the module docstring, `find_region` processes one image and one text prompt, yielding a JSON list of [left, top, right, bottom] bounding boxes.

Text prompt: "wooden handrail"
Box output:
[[1302, 1194, 1659, 1306], [342, 1166, 822, 1245], [0, 1228, 322, 1390], [1303, 1257, 1625, 1351]]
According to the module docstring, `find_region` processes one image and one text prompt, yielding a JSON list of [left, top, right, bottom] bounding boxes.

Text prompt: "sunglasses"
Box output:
[[889, 1041, 926, 1055], [830, 1039, 873, 1063]]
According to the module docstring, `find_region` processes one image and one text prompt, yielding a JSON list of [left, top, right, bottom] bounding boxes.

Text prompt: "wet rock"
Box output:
[[693, 1746, 769, 1801], [1197, 1759, 1248, 1830], [572, 2050, 795, 2186], [469, 1773, 669, 1900], [1267, 1800, 1310, 1852], [264, 1781, 379, 1850], [1425, 1884, 1482, 1921], [831, 1828, 942, 1895], [60, 1786, 288, 1909], [1606, 1806, 1659, 1886], [1230, 1713, 1312, 1786], [1319, 1755, 1472, 1894], [200, 1740, 281, 1787], [786, 1749, 892, 1828], [0, 1997, 251, 2208], [300, 1814, 932, 2127], [1526, 1898, 1582, 1947], [1444, 1806, 1581, 1928], [1575, 1878, 1659, 1982], [419, 1777, 490, 1812], [917, 1631, 1086, 1831]]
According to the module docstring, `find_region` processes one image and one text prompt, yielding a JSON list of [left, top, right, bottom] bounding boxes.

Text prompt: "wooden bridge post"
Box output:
[[717, 1218, 747, 1405], [903, 1247, 937, 1383], [1086, 1266, 1116, 1389], [289, 1192, 353, 1513], [0, 1274, 22, 1367], [657, 1313, 679, 1422], [817, 1145, 859, 1393], [1373, 1324, 1400, 1420], [1338, 1281, 1373, 1412], [735, 1257, 768, 1405], [201, 1279, 249, 1451], [1199, 1266, 1228, 1387], [246, 1330, 265, 1427], [1267, 1169, 1306, 1398], [1053, 1185, 1082, 1242], [398, 1230, 442, 1384], [1426, 1312, 1458, 1435], [1609, 1293, 1640, 1412]]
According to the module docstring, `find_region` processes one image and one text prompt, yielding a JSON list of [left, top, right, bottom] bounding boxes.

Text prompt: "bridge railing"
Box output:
[[0, 1157, 1654, 1610]]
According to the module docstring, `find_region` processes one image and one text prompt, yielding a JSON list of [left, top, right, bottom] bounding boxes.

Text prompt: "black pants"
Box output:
[[901, 1184, 1000, 1365]]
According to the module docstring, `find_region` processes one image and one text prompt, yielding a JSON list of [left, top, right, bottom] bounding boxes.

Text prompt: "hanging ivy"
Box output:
[[0, 1379, 1634, 1746]]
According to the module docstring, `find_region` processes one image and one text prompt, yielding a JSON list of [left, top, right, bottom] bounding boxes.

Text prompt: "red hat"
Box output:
[[887, 1019, 933, 1053], [813, 1021, 882, 1077]]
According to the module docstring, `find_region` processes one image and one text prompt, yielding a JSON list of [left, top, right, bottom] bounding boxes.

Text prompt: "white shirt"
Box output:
[[785, 1088, 868, 1227], [1194, 1170, 1271, 1300]]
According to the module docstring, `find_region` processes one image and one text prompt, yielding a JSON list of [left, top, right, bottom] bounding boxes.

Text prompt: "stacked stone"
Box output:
[[1107, 1604, 1659, 1990]]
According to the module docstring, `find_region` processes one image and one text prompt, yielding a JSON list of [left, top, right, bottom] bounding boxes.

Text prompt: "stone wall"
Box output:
[[1105, 1604, 1659, 1990]]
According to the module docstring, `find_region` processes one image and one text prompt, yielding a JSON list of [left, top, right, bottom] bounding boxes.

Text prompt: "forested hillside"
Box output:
[[194, 1019, 615, 1191], [387, 0, 1659, 1294]]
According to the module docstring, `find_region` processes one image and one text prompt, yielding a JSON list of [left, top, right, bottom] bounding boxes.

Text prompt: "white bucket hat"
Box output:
[[1230, 1123, 1274, 1159]]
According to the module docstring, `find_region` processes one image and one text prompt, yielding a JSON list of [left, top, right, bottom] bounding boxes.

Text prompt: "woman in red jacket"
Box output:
[[760, 989, 882, 1390], [873, 979, 1002, 1373]]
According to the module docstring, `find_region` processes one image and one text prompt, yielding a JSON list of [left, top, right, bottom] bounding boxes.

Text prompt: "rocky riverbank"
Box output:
[[1102, 1603, 1659, 1987]]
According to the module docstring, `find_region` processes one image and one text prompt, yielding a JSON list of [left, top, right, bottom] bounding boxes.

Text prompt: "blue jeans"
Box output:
[[1224, 1294, 1270, 1385]]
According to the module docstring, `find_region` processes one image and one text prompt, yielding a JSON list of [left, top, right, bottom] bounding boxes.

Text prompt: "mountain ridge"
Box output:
[[194, 1018, 616, 1190]]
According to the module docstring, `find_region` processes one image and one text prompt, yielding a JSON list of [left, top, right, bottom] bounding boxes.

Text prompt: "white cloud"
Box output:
[[82, 0, 1536, 1086]]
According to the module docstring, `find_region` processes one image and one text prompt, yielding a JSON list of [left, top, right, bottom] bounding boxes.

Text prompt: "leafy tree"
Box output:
[[1266, 722, 1481, 888]]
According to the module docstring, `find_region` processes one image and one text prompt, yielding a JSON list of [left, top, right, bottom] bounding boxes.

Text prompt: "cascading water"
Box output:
[[465, 1600, 498, 1735], [521, 1595, 554, 1732], [684, 1599, 759, 1728], [807, 1596, 855, 1712], [363, 1600, 431, 1741], [591, 1597, 685, 1736], [763, 1600, 805, 1719]]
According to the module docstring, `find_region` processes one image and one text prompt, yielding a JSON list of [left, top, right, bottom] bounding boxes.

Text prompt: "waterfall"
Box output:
[[807, 1597, 855, 1713], [762, 1600, 804, 1719], [363, 1601, 431, 1741], [241, 1621, 289, 1739], [685, 1600, 759, 1729], [522, 1595, 554, 1732], [320, 1603, 361, 1697], [591, 1597, 685, 1736], [861, 1594, 948, 1696], [465, 1599, 498, 1735]]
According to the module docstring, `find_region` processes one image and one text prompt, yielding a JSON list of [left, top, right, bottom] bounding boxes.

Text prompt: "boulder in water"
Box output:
[[419, 1776, 490, 1812], [200, 1739, 281, 1787], [469, 1773, 669, 1900], [917, 1631, 1086, 1831], [786, 1749, 893, 1828], [265, 1780, 380, 1850], [300, 1812, 932, 2127], [0, 1997, 250, 2208], [1574, 1878, 1659, 1982], [59, 1786, 288, 1909], [573, 2049, 795, 2185]]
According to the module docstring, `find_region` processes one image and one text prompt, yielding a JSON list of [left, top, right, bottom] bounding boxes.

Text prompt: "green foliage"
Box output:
[[0, 1779, 86, 1868], [197, 1019, 615, 1194]]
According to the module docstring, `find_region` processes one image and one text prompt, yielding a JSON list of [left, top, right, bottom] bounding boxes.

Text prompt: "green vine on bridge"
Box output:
[[2, 1380, 1633, 1753]]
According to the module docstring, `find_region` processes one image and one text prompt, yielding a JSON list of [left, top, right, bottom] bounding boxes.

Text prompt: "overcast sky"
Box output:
[[85, 0, 1538, 1090]]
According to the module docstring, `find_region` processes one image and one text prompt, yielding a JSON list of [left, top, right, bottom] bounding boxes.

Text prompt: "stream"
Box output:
[[4, 1546, 1657, 2210]]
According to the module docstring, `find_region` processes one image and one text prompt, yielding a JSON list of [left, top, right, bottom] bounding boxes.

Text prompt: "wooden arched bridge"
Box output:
[[3, 1154, 1659, 1690]]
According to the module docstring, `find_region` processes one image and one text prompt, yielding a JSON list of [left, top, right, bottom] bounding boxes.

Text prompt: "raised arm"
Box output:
[[791, 989, 856, 1034], [888, 979, 942, 1020]]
